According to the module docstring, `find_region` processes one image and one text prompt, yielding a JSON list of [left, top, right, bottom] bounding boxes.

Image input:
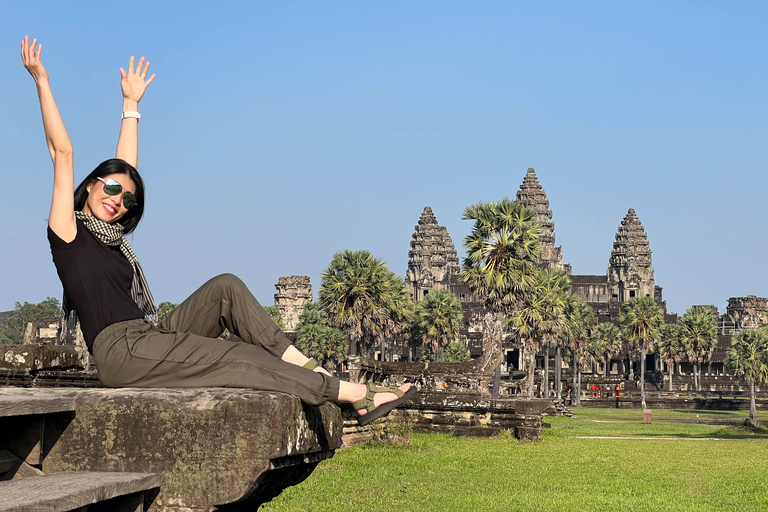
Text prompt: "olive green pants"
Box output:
[[92, 274, 339, 405]]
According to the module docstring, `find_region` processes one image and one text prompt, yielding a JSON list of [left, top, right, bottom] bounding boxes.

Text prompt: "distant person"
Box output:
[[20, 36, 412, 426]]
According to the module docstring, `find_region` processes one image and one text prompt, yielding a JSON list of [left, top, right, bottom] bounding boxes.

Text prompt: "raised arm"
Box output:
[[21, 36, 76, 242], [115, 56, 155, 168]]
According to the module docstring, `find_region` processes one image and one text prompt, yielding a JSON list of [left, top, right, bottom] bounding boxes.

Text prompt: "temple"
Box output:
[[401, 167, 762, 381]]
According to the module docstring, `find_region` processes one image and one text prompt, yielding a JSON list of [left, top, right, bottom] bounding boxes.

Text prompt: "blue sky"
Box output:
[[2, 1, 766, 316]]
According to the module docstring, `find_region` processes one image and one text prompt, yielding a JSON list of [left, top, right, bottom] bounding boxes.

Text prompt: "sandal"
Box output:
[[352, 382, 416, 426]]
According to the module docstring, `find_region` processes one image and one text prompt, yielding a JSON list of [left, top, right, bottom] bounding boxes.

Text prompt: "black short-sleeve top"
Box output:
[[48, 219, 145, 350]]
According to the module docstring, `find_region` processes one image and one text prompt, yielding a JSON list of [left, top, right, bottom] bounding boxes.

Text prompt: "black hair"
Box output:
[[73, 159, 146, 234]]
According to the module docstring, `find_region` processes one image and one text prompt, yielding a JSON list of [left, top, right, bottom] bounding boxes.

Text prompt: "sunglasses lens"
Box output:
[[123, 192, 138, 209], [102, 179, 123, 196]]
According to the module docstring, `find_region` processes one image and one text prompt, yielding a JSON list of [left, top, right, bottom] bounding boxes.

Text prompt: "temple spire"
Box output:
[[607, 208, 655, 302], [405, 207, 460, 302], [515, 168, 568, 273]]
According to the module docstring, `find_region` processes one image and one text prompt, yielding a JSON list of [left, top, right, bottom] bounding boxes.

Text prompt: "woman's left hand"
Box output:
[[120, 56, 155, 104]]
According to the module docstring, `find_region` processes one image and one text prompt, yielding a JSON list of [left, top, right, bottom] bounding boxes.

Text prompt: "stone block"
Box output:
[[1, 387, 342, 511], [0, 346, 89, 371], [514, 426, 539, 441]]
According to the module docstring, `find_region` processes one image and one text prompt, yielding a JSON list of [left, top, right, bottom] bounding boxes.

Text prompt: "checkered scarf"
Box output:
[[74, 211, 157, 317]]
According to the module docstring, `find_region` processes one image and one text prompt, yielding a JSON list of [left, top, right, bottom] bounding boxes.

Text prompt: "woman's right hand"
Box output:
[[21, 36, 49, 83]]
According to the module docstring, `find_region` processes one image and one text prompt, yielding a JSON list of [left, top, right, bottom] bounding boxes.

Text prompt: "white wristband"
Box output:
[[122, 111, 141, 121]]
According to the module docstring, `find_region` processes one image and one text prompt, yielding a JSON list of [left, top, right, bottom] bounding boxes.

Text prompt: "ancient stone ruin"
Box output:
[[274, 275, 312, 332], [516, 167, 571, 274], [405, 206, 461, 302]]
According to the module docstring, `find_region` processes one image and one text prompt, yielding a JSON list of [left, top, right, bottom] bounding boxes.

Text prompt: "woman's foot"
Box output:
[[354, 383, 412, 415]]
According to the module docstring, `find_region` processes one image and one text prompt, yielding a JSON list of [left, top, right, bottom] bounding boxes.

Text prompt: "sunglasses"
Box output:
[[96, 177, 138, 209]]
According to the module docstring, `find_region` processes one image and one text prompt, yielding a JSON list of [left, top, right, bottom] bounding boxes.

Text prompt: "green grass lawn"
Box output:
[[261, 408, 768, 512]]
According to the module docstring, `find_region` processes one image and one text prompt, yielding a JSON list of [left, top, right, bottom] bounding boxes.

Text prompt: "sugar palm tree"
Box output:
[[680, 306, 718, 392], [725, 326, 768, 425], [565, 297, 595, 406], [575, 337, 603, 401], [294, 302, 348, 372], [656, 323, 683, 392], [593, 322, 622, 377], [460, 198, 541, 393], [319, 249, 414, 359], [413, 289, 464, 362], [506, 267, 570, 398], [461, 198, 541, 313], [619, 297, 664, 409]]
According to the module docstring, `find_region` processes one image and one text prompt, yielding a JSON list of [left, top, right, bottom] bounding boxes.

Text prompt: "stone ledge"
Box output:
[[0, 387, 343, 511]]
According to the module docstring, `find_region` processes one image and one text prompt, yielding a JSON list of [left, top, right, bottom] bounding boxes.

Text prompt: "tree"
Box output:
[[592, 322, 622, 377], [619, 297, 664, 409], [263, 305, 285, 330], [294, 302, 348, 372], [319, 249, 414, 360], [726, 326, 768, 425], [157, 302, 179, 324], [460, 198, 542, 396], [444, 341, 471, 363], [680, 306, 718, 392], [413, 289, 463, 362], [656, 323, 684, 392], [506, 267, 570, 398], [576, 337, 604, 398], [564, 297, 595, 405], [460, 199, 541, 314], [0, 297, 62, 345]]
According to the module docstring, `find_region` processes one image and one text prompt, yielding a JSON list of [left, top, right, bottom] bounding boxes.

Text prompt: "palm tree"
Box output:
[[565, 297, 595, 406], [460, 198, 541, 313], [725, 326, 768, 425], [680, 307, 718, 392], [460, 198, 541, 394], [506, 267, 570, 398], [575, 337, 603, 402], [413, 289, 464, 362], [592, 322, 622, 377], [656, 323, 683, 392], [619, 297, 664, 409], [319, 249, 414, 359], [294, 302, 348, 372]]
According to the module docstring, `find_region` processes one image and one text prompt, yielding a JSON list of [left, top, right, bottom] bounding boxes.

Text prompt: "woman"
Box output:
[[21, 36, 412, 426]]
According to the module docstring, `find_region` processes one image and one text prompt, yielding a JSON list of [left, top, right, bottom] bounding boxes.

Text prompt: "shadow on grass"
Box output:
[[670, 409, 739, 416]]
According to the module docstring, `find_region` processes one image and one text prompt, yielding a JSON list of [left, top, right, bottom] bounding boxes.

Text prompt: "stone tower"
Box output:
[[607, 208, 655, 302], [405, 207, 460, 302], [515, 168, 569, 273], [274, 276, 312, 332], [725, 295, 768, 331]]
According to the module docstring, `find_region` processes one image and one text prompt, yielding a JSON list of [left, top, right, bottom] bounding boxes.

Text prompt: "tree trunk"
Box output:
[[527, 350, 535, 398], [640, 348, 647, 409], [350, 339, 358, 356], [696, 361, 702, 392], [572, 354, 580, 406], [555, 346, 562, 400], [750, 381, 757, 425], [380, 337, 386, 362], [604, 356, 609, 377], [543, 342, 550, 399], [577, 371, 582, 406], [668, 362, 673, 392]]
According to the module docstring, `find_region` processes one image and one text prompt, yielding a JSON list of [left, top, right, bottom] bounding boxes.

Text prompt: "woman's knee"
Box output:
[[207, 273, 246, 294]]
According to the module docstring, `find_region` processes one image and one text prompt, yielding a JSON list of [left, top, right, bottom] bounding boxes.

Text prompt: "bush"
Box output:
[[444, 342, 471, 363]]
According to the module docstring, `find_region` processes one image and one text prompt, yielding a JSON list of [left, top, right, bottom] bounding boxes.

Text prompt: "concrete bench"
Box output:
[[0, 471, 161, 512]]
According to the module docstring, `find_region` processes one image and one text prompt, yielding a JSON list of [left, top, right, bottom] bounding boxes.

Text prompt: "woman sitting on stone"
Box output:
[[20, 36, 412, 426]]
